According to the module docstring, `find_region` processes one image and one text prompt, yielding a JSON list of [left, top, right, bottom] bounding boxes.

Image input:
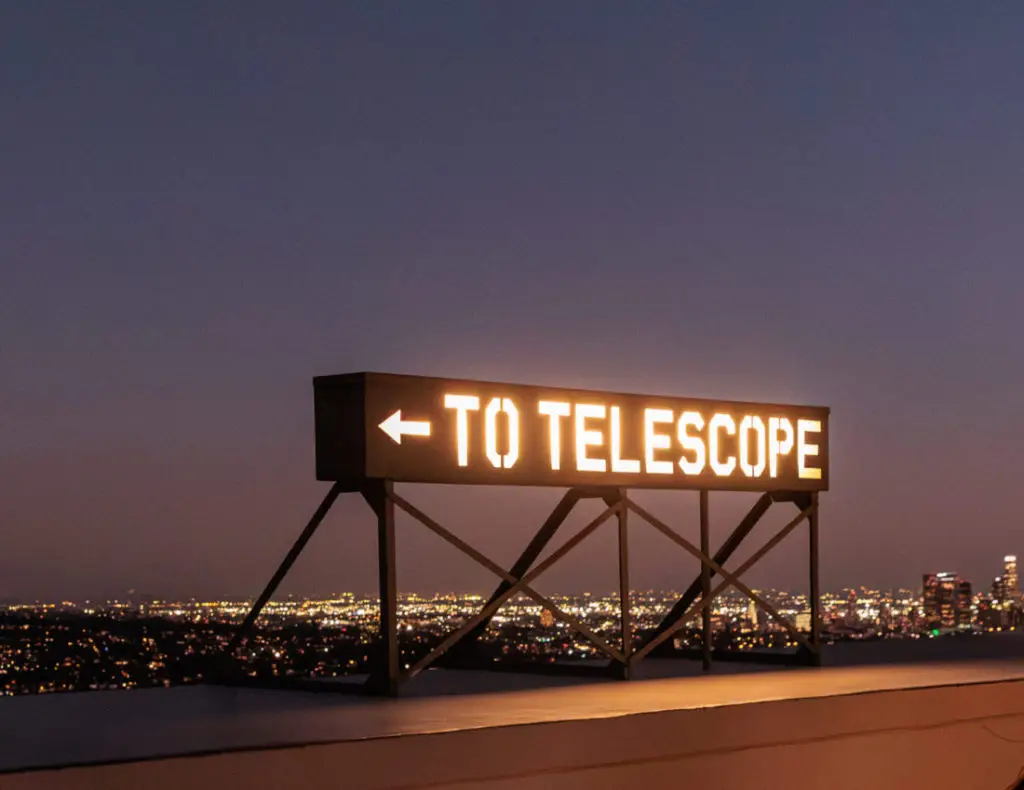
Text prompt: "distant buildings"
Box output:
[[991, 556, 1018, 608], [922, 572, 971, 631], [879, 600, 892, 631], [1003, 555, 1019, 602], [993, 555, 1020, 610], [979, 555, 1022, 631], [920, 555, 1021, 633], [957, 580, 972, 628], [845, 589, 858, 625], [993, 575, 1007, 605], [3, 553, 1022, 696]]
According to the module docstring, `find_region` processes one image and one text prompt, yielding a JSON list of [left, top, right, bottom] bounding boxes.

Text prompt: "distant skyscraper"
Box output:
[[923, 573, 941, 628], [993, 575, 1007, 605], [879, 600, 892, 632], [923, 572, 965, 630], [978, 595, 1002, 630], [1004, 556, 1019, 600], [956, 580, 972, 628]]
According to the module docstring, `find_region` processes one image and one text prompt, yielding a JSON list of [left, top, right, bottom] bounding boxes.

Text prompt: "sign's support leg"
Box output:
[[809, 491, 821, 664], [227, 482, 345, 657], [446, 489, 582, 663], [616, 488, 631, 678], [363, 480, 400, 696], [700, 490, 712, 672], [641, 493, 772, 655]]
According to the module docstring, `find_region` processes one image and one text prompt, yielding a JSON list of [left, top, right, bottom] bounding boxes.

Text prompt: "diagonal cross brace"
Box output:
[[632, 502, 814, 661], [391, 492, 625, 678], [228, 481, 345, 655], [626, 497, 815, 657], [640, 493, 772, 653], [447, 489, 582, 658]]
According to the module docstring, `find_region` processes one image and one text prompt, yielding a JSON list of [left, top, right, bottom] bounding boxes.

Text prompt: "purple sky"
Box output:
[[3, 3, 1024, 600]]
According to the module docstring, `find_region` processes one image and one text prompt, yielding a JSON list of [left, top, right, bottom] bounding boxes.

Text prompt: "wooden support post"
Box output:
[[809, 491, 821, 662], [700, 490, 712, 672], [364, 480, 399, 696], [617, 490, 632, 677]]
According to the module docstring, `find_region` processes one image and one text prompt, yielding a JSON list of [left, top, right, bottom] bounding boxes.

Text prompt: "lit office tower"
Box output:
[[923, 574, 939, 627], [879, 600, 892, 631], [1004, 556, 1019, 599], [923, 572, 960, 630], [993, 575, 1007, 605], [956, 580, 973, 628]]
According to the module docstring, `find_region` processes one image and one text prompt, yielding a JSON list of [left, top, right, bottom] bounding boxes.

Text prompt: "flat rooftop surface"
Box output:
[[4, 660, 1024, 774]]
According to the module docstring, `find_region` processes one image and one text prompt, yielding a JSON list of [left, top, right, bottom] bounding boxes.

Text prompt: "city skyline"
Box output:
[[3, 551, 1017, 606], [5, 5, 1024, 599], [5, 564, 1023, 697]]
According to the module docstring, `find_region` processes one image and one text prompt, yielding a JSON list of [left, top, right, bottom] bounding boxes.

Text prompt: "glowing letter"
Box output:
[[738, 415, 767, 477], [444, 394, 479, 467], [768, 417, 794, 478], [610, 406, 641, 473], [797, 419, 822, 480], [677, 411, 706, 475], [708, 414, 736, 476], [484, 397, 519, 469], [539, 400, 571, 470], [644, 408, 674, 474], [575, 404, 607, 473]]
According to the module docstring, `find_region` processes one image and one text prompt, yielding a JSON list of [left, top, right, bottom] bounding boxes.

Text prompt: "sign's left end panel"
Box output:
[[313, 372, 368, 483]]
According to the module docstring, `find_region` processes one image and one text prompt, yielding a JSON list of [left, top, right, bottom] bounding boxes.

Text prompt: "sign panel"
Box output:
[[314, 372, 829, 492]]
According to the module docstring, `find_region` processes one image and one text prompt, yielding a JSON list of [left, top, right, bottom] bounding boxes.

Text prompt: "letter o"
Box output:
[[485, 397, 519, 469]]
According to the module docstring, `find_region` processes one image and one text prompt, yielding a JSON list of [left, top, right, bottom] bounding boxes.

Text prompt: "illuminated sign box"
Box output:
[[314, 372, 829, 492]]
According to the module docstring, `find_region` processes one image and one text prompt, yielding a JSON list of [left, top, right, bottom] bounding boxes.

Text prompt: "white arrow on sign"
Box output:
[[378, 410, 432, 444]]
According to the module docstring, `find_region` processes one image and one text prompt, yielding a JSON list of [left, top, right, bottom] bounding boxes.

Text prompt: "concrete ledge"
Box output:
[[4, 663, 1024, 789]]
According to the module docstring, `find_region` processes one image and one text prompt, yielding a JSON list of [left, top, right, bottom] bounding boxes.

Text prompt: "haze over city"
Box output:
[[4, 3, 1024, 601]]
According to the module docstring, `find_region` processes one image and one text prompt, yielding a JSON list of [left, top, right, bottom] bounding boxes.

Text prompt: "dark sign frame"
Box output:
[[314, 372, 829, 492], [226, 371, 830, 696]]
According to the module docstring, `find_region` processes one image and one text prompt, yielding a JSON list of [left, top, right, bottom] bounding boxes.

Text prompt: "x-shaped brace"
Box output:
[[628, 497, 814, 661], [391, 491, 626, 680]]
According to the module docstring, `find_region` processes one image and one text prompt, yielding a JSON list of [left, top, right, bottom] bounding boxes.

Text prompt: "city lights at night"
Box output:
[[6, 3, 1024, 787], [4, 550, 1021, 698]]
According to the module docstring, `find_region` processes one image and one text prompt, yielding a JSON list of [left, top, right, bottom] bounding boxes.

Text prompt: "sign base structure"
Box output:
[[223, 372, 828, 696], [223, 481, 821, 697]]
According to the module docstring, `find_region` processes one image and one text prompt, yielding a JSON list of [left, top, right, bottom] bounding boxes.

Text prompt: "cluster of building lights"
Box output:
[[2, 554, 1020, 697]]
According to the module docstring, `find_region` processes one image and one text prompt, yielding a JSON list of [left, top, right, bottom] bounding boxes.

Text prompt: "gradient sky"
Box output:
[[3, 3, 1024, 601]]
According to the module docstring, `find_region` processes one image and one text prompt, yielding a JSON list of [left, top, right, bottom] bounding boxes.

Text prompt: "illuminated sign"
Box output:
[[314, 373, 829, 492]]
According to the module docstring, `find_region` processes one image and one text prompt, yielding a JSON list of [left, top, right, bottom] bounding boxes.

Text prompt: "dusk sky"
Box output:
[[4, 3, 1024, 601]]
